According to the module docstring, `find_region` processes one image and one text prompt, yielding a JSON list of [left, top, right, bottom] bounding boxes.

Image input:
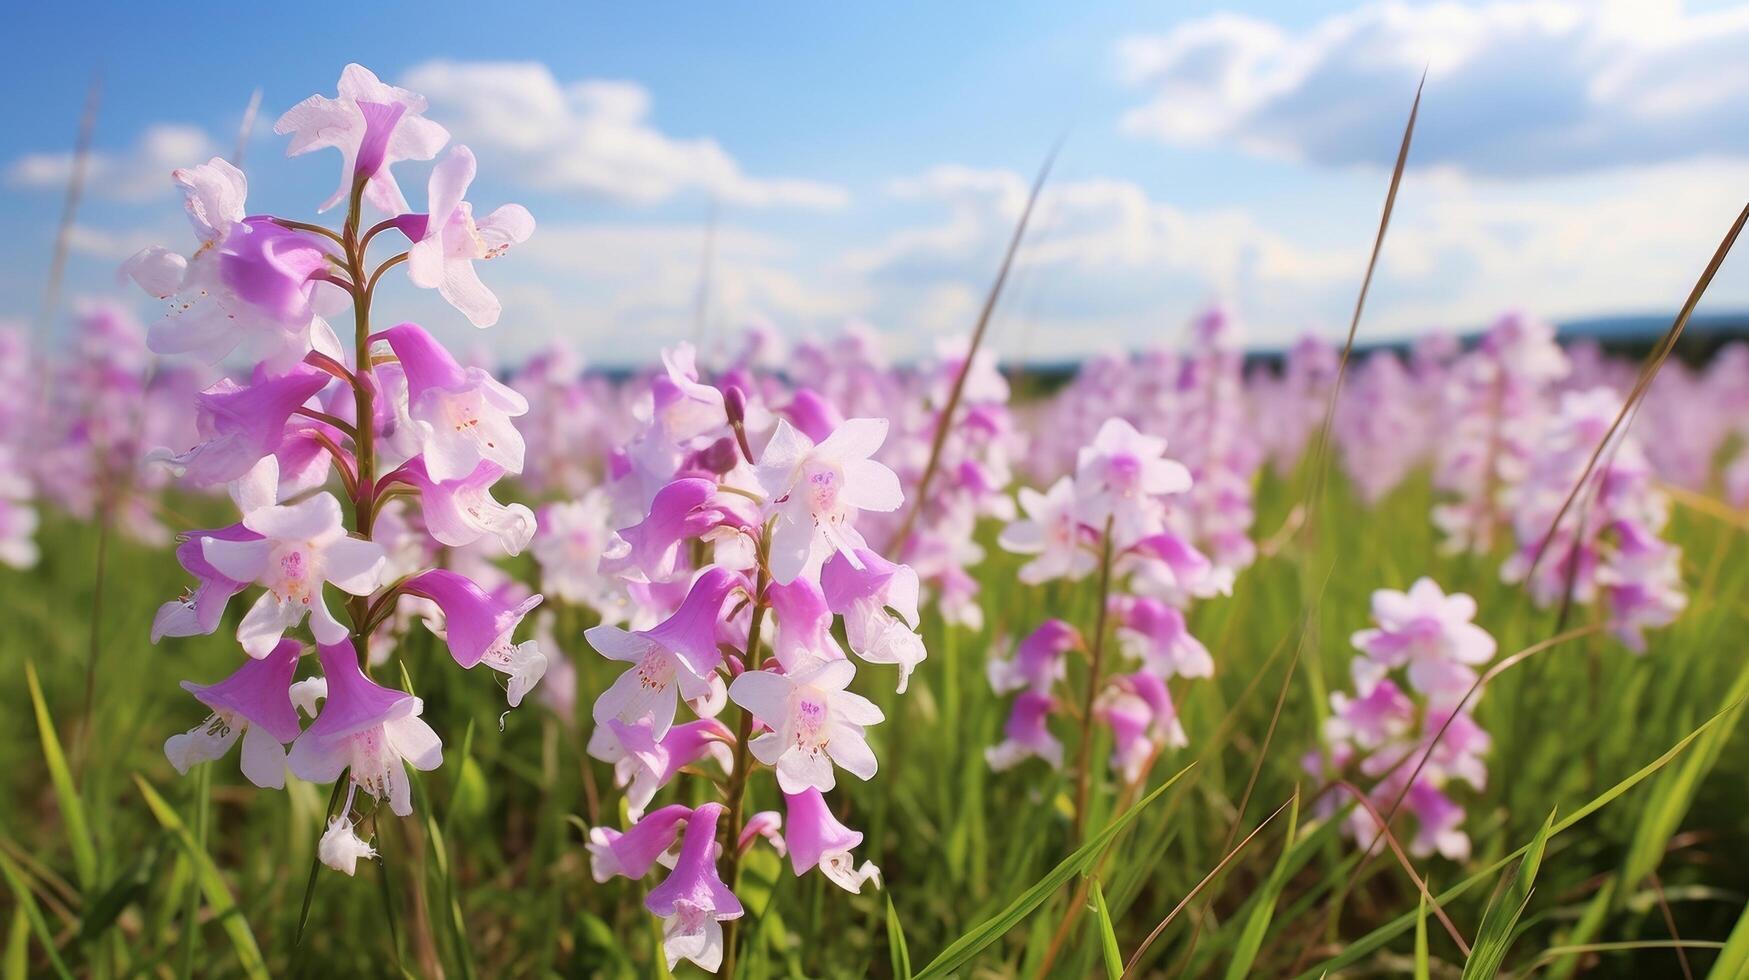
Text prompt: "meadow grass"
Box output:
[[2, 463, 1746, 977]]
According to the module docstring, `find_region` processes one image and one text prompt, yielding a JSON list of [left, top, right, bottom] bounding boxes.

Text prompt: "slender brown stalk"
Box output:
[[37, 72, 100, 339], [231, 88, 262, 168], [719, 521, 774, 980], [1647, 871, 1696, 980], [1524, 200, 1749, 583], [1121, 793, 1297, 977], [888, 141, 1059, 553], [1334, 782, 1470, 955]]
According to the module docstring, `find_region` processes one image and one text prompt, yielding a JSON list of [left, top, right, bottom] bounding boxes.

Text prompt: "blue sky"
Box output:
[[5, 0, 1749, 364]]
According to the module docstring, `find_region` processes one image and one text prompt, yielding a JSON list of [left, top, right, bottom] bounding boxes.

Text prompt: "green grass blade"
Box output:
[[886, 893, 913, 980], [134, 776, 269, 980], [1223, 789, 1301, 980], [1709, 899, 1749, 980], [24, 663, 96, 890], [294, 776, 348, 948], [1294, 699, 1739, 979], [913, 763, 1191, 980], [1619, 658, 1749, 900], [1414, 888, 1430, 980], [4, 903, 26, 980], [1461, 808, 1554, 979], [0, 850, 72, 980], [1091, 879, 1121, 980]]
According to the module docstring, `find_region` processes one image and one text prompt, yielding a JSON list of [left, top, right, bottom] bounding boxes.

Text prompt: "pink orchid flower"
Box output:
[[379, 321, 528, 481], [754, 417, 903, 585], [164, 638, 304, 788], [287, 640, 443, 817], [201, 463, 386, 656], [730, 657, 884, 794], [406, 146, 535, 328], [782, 788, 882, 893], [274, 63, 450, 214], [998, 475, 1095, 584], [588, 803, 693, 883], [820, 547, 926, 692], [401, 569, 546, 707], [588, 567, 746, 739], [646, 803, 743, 973]]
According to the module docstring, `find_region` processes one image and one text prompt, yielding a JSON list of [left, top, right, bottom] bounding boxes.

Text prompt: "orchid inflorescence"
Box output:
[[1308, 577, 1496, 862], [137, 64, 540, 871], [988, 412, 1222, 827], [560, 343, 924, 972]]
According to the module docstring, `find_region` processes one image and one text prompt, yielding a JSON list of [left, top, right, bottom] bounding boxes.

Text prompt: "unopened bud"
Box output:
[[723, 385, 747, 426]]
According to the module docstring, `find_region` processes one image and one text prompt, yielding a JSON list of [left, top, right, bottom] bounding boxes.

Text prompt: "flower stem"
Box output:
[[1071, 516, 1117, 841], [719, 521, 774, 979], [337, 172, 380, 660]]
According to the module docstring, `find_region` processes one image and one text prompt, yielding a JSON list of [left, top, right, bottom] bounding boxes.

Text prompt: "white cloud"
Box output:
[[400, 60, 847, 209], [833, 155, 1749, 356], [1117, 0, 1749, 177], [440, 220, 868, 363], [6, 124, 216, 202], [65, 224, 173, 260]]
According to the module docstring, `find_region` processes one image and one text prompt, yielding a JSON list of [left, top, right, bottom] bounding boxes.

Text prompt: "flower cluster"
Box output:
[[140, 64, 541, 873], [1501, 387, 1686, 650], [574, 345, 919, 972], [877, 336, 1025, 630], [988, 417, 1217, 800], [1308, 578, 1495, 861], [0, 323, 40, 568], [1430, 312, 1570, 553]]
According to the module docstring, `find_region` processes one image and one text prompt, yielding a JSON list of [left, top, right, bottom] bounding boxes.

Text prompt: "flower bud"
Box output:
[[723, 385, 748, 427]]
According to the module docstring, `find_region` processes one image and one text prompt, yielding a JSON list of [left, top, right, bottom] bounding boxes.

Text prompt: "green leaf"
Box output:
[[0, 850, 71, 980], [1224, 789, 1301, 980], [885, 894, 913, 980], [1090, 880, 1121, 980], [4, 903, 26, 980], [77, 836, 165, 944], [134, 776, 269, 980], [913, 763, 1192, 980], [1461, 807, 1554, 979], [1294, 699, 1739, 979], [1619, 658, 1749, 900], [1414, 888, 1430, 980], [24, 663, 96, 890], [1709, 898, 1749, 980]]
